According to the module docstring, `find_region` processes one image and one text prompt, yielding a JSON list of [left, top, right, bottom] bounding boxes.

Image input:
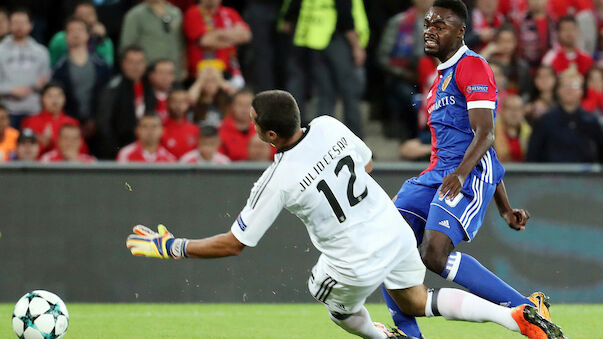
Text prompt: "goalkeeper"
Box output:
[[126, 90, 565, 339]]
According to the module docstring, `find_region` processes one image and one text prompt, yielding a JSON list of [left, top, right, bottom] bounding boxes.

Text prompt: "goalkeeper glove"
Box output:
[[126, 224, 188, 259]]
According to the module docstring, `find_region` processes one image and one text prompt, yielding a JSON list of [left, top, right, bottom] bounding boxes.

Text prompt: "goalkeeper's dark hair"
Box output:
[[252, 90, 300, 139], [433, 0, 468, 24]]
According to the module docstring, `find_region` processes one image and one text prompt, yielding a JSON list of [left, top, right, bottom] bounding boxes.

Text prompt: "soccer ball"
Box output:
[[12, 290, 69, 339]]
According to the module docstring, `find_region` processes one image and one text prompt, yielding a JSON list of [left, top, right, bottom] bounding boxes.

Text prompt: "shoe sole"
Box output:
[[523, 305, 567, 339]]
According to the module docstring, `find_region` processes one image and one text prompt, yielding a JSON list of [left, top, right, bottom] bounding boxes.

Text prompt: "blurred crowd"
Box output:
[[0, 0, 601, 164]]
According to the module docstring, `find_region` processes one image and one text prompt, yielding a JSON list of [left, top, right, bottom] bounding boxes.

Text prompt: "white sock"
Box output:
[[426, 288, 520, 332], [329, 306, 387, 339]]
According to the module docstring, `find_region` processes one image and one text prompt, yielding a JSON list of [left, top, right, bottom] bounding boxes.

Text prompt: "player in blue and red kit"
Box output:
[[382, 1, 553, 338]]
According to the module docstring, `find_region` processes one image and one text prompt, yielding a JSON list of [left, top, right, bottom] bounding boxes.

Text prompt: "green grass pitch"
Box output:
[[2, 303, 601, 338]]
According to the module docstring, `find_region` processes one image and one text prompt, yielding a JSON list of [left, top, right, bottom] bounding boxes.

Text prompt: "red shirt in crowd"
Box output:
[[116, 142, 177, 163], [582, 88, 603, 113], [21, 111, 87, 154], [548, 0, 594, 21], [183, 5, 249, 77], [161, 117, 199, 158], [134, 81, 145, 119], [542, 46, 594, 75], [40, 149, 96, 163], [155, 92, 169, 123], [218, 115, 256, 161]]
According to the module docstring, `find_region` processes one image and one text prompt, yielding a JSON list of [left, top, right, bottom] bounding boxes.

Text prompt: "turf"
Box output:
[[2, 303, 601, 338]]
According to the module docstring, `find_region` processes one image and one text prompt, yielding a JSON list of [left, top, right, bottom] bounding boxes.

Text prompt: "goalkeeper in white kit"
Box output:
[[126, 90, 565, 339]]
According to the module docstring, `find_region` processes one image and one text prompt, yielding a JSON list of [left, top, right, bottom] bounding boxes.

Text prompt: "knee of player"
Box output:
[[419, 245, 447, 274]]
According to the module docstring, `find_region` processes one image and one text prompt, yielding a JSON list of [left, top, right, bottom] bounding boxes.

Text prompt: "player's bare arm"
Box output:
[[494, 180, 530, 231], [185, 231, 245, 258], [439, 107, 494, 200]]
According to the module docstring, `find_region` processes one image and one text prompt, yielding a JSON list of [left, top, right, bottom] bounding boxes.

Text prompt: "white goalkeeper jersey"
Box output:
[[231, 116, 412, 286]]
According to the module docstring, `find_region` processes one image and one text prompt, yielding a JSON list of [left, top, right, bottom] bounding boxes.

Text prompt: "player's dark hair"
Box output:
[[10, 7, 31, 21], [252, 90, 300, 139], [120, 44, 145, 63], [557, 15, 576, 30], [200, 125, 219, 138], [41, 82, 65, 97], [65, 16, 89, 32], [433, 0, 468, 24]]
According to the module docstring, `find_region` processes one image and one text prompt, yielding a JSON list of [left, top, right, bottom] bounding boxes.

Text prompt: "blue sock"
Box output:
[[380, 286, 422, 338], [442, 252, 532, 307]]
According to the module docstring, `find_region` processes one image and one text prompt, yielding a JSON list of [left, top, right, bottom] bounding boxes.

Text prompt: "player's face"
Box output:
[[42, 87, 66, 114], [66, 21, 89, 47], [423, 7, 464, 60], [16, 141, 39, 161], [168, 91, 190, 119], [57, 127, 82, 155], [250, 108, 270, 144], [149, 61, 175, 92], [122, 51, 146, 82], [10, 13, 32, 40]]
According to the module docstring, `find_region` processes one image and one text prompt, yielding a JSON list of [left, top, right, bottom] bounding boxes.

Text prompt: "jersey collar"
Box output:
[[276, 126, 310, 153], [437, 45, 469, 71]]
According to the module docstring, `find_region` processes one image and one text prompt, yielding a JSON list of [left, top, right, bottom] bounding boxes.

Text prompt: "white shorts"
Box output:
[[308, 249, 426, 315]]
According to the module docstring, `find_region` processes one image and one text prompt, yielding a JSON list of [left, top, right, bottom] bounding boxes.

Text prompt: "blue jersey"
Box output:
[[422, 45, 505, 185]]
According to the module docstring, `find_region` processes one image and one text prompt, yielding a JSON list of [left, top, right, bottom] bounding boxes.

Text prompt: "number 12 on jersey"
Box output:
[[316, 155, 368, 223]]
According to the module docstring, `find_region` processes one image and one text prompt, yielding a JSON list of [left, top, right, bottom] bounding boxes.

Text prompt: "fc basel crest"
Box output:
[[442, 74, 452, 91]]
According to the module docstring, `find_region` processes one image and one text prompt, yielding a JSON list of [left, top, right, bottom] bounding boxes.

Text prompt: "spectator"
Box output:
[[495, 95, 532, 162], [117, 114, 176, 163], [40, 124, 96, 163], [0, 8, 9, 41], [48, 2, 115, 67], [481, 24, 532, 96], [21, 83, 86, 155], [376, 0, 434, 140], [12, 128, 39, 161], [0, 103, 18, 161], [549, 0, 597, 54], [147, 59, 177, 122], [525, 65, 558, 122], [582, 67, 603, 114], [52, 17, 110, 145], [247, 134, 274, 161], [120, 0, 185, 79], [527, 70, 603, 163], [594, 25, 603, 69], [188, 66, 232, 125], [161, 88, 199, 158], [183, 0, 250, 86], [245, 0, 283, 92], [399, 129, 432, 161], [288, 0, 369, 138], [513, 0, 556, 72], [218, 88, 255, 161], [0, 9, 50, 128], [542, 15, 594, 76], [96, 45, 155, 159], [180, 125, 230, 164], [489, 61, 509, 102], [469, 0, 506, 51], [497, 0, 528, 23]]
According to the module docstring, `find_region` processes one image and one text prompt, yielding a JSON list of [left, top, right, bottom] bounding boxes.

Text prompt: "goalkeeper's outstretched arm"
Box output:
[[126, 225, 245, 259]]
